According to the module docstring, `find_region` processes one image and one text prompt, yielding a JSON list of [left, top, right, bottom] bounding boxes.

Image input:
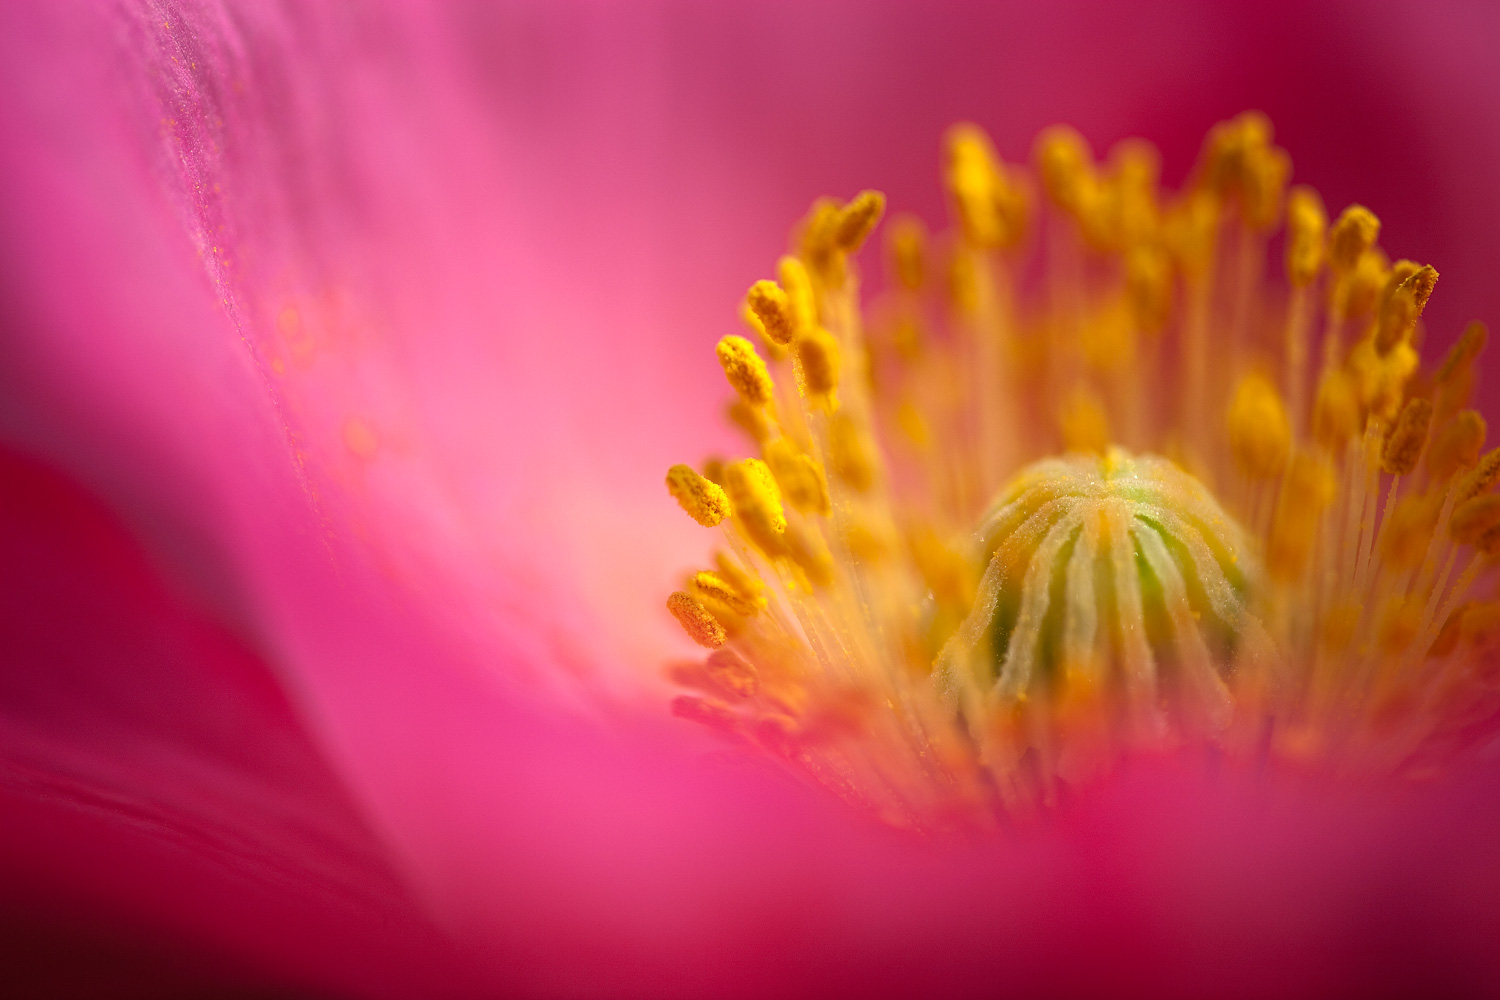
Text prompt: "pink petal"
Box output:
[[3, 1, 1500, 996]]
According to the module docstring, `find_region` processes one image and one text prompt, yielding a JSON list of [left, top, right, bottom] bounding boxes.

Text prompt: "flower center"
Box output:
[[662, 113, 1500, 828]]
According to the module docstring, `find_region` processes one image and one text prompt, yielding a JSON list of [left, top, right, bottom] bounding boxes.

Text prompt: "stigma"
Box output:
[[663, 113, 1500, 828]]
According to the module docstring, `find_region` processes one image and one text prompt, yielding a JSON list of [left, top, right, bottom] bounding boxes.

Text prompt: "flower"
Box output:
[[4, 1, 1500, 996], [661, 112, 1500, 828]]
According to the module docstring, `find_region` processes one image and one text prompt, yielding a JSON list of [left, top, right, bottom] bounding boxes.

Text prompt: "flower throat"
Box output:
[[663, 113, 1500, 829]]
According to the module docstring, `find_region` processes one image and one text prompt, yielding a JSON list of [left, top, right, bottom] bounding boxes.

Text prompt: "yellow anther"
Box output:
[[1060, 387, 1111, 454], [667, 591, 727, 649], [1456, 448, 1500, 505], [715, 335, 775, 406], [1449, 493, 1500, 546], [1375, 264, 1438, 355], [1126, 245, 1173, 332], [701, 456, 726, 485], [1242, 144, 1291, 231], [1346, 329, 1420, 421], [1376, 598, 1422, 655], [828, 413, 876, 492], [1383, 493, 1440, 571], [1321, 602, 1361, 655], [746, 281, 795, 347], [891, 316, 924, 362], [833, 190, 886, 252], [764, 437, 831, 516], [1340, 247, 1390, 321], [1268, 453, 1337, 580], [724, 458, 787, 553], [1228, 374, 1291, 479], [1328, 204, 1381, 272], [910, 526, 976, 609], [666, 464, 731, 527], [785, 520, 835, 588], [843, 519, 892, 564], [1108, 138, 1162, 246], [777, 256, 817, 337], [1035, 125, 1095, 216], [886, 214, 927, 290], [704, 648, 759, 700], [1311, 369, 1361, 449], [713, 551, 764, 604], [945, 124, 1022, 248], [1380, 397, 1433, 475], [895, 400, 932, 450], [1285, 185, 1327, 286], [799, 197, 846, 283], [727, 398, 773, 444], [1434, 322, 1488, 422], [690, 570, 762, 617], [1163, 191, 1219, 277], [1201, 111, 1273, 194], [946, 248, 981, 313], [739, 301, 784, 360], [795, 327, 841, 399], [1427, 410, 1487, 482], [1436, 321, 1489, 384]]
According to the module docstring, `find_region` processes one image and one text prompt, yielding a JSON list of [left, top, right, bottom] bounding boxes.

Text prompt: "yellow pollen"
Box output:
[[746, 281, 795, 347], [663, 115, 1500, 828], [1456, 448, 1500, 506], [667, 591, 727, 649], [886, 214, 927, 290], [713, 551, 763, 602], [1375, 264, 1438, 354], [1035, 125, 1095, 217], [827, 413, 875, 492], [1328, 204, 1380, 272], [1126, 246, 1173, 333], [666, 464, 730, 527], [1450, 494, 1500, 546], [945, 124, 1023, 249], [1427, 410, 1487, 482], [777, 256, 818, 337], [740, 301, 784, 361], [724, 457, 787, 550], [727, 398, 773, 443], [715, 335, 775, 406], [690, 570, 763, 617], [764, 437, 831, 516], [1380, 397, 1433, 475], [1060, 387, 1111, 454], [795, 327, 841, 400], [1228, 374, 1290, 479], [785, 520, 836, 588], [832, 190, 886, 252], [1285, 185, 1327, 286], [1437, 321, 1489, 383]]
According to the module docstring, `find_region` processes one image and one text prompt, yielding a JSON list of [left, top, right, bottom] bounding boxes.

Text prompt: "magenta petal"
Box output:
[[4, 2, 1500, 997], [0, 445, 476, 996]]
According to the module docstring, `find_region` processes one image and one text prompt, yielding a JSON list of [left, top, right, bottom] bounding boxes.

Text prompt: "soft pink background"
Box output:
[[1, 1, 1499, 996]]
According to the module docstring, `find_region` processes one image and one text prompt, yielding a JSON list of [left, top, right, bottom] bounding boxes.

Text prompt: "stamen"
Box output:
[[666, 464, 730, 527], [746, 281, 795, 347], [662, 115, 1500, 828], [667, 591, 727, 649], [715, 335, 775, 406]]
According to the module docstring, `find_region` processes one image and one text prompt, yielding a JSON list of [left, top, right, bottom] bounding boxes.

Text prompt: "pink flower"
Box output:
[[3, 1, 1500, 996]]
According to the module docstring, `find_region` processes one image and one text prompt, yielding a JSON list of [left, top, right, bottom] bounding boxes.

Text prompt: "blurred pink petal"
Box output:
[[3, 1, 1500, 997]]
